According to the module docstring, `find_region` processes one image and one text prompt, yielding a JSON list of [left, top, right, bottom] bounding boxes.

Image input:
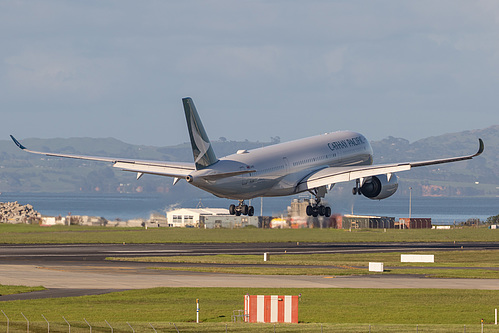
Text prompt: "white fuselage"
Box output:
[[189, 131, 373, 199]]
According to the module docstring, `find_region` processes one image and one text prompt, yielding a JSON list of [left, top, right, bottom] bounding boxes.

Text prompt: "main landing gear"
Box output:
[[306, 200, 331, 217], [306, 186, 331, 217], [229, 200, 254, 216]]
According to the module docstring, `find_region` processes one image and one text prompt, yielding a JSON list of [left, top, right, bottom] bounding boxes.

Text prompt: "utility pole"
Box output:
[[407, 186, 412, 229]]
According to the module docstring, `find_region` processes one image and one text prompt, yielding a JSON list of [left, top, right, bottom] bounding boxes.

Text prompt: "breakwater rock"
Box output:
[[0, 201, 41, 223]]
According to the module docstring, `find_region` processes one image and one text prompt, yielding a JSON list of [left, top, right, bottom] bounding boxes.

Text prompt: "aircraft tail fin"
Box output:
[[182, 97, 218, 170]]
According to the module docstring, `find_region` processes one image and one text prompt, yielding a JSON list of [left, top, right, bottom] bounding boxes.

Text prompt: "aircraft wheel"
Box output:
[[352, 188, 357, 195], [306, 205, 313, 216], [312, 207, 319, 217], [241, 205, 249, 215], [318, 205, 326, 216], [229, 204, 236, 215], [325, 206, 331, 217], [357, 188, 362, 195], [248, 206, 254, 216]]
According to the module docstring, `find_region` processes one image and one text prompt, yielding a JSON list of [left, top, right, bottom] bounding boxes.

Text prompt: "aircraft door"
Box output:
[[240, 165, 250, 186], [239, 166, 253, 186], [283, 157, 290, 173]]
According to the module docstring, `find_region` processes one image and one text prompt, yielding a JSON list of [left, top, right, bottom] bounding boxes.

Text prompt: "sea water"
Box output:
[[0, 192, 498, 224]]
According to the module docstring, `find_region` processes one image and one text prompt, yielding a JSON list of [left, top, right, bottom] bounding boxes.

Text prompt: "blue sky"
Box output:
[[1, 1, 498, 146]]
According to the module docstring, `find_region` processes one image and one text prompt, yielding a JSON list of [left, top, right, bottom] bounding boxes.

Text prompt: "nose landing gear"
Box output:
[[229, 200, 254, 216]]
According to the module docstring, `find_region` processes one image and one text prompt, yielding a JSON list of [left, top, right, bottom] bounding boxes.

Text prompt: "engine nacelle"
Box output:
[[360, 174, 398, 200]]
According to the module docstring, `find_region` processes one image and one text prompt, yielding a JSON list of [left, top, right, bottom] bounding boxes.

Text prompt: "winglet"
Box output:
[[475, 138, 484, 157], [410, 137, 485, 168], [10, 135, 27, 150]]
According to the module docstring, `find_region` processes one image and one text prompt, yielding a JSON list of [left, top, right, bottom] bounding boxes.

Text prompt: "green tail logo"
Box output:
[[182, 97, 218, 170]]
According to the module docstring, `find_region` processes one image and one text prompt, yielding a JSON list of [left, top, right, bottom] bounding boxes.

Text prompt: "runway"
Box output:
[[1, 241, 498, 261], [0, 242, 498, 301]]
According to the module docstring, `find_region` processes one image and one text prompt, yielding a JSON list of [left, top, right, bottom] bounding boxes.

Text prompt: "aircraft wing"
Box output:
[[296, 138, 484, 192], [10, 135, 195, 179]]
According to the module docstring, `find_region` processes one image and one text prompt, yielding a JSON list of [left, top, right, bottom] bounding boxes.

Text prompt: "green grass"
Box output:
[[108, 250, 499, 279], [110, 250, 499, 267], [147, 266, 499, 279], [0, 288, 498, 326], [0, 223, 498, 244], [0, 285, 45, 296]]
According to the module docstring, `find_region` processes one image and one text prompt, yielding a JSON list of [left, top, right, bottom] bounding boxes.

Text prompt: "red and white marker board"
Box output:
[[244, 295, 299, 323]]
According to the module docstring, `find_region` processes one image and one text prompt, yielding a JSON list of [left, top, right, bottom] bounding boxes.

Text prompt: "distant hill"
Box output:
[[0, 136, 277, 200], [370, 125, 499, 196], [0, 126, 497, 197]]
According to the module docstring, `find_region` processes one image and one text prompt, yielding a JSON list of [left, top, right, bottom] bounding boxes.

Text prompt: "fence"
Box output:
[[1, 311, 498, 333], [0, 320, 498, 333]]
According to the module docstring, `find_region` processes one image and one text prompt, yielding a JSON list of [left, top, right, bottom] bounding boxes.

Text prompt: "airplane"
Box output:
[[10, 97, 484, 217]]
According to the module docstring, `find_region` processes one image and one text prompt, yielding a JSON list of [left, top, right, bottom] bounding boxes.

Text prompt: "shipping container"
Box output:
[[201, 215, 259, 229], [398, 218, 432, 229], [341, 215, 395, 229]]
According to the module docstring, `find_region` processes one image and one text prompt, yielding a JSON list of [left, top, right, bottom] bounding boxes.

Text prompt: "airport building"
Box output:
[[338, 214, 396, 229], [398, 217, 432, 229], [166, 208, 259, 228], [286, 198, 433, 229]]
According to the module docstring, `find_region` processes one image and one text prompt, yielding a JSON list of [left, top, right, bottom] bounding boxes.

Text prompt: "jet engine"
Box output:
[[360, 174, 398, 200]]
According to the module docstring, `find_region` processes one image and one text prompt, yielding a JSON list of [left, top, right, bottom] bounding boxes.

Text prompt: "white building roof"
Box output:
[[167, 208, 229, 216]]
